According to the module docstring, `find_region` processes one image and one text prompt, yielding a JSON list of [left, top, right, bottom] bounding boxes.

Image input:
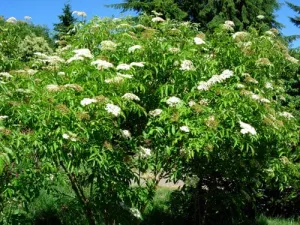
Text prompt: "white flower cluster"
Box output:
[[73, 49, 93, 58], [105, 103, 121, 117], [116, 64, 131, 70], [80, 98, 98, 106], [265, 82, 273, 89], [139, 146, 151, 158], [152, 17, 165, 22], [168, 47, 180, 53], [197, 70, 234, 91], [116, 62, 144, 70], [232, 31, 249, 41], [149, 109, 162, 117], [121, 129, 131, 139], [279, 112, 294, 119], [180, 126, 190, 133], [67, 49, 93, 63], [286, 55, 299, 64], [239, 121, 257, 135], [62, 131, 77, 141], [242, 90, 270, 103], [0, 115, 8, 120], [130, 208, 142, 219], [91, 59, 114, 70], [223, 20, 235, 31], [34, 53, 65, 65], [72, 11, 87, 17], [101, 40, 117, 51], [0, 72, 13, 78], [166, 96, 182, 107], [194, 37, 205, 45], [122, 93, 140, 101], [180, 60, 195, 71], [46, 84, 61, 92], [128, 45, 142, 53], [6, 17, 17, 23]]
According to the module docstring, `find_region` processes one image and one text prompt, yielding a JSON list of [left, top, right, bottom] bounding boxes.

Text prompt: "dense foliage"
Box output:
[[0, 16, 54, 70], [110, 0, 281, 30], [53, 4, 77, 41], [0, 13, 299, 225], [287, 1, 300, 27]]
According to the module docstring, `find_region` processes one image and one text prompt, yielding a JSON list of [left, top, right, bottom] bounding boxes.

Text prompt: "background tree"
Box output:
[[53, 3, 77, 41], [109, 0, 281, 30], [287, 1, 300, 27]]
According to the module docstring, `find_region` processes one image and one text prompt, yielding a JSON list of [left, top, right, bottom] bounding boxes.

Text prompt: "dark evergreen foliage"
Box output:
[[286, 1, 300, 27], [53, 4, 77, 40], [109, 0, 281, 30]]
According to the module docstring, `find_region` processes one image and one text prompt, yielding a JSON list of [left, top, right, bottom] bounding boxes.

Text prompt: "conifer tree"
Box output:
[[53, 4, 77, 40], [109, 0, 281, 30], [286, 1, 300, 27]]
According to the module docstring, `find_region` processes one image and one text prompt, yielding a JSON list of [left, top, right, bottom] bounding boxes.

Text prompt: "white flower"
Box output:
[[73, 49, 93, 58], [257, 15, 265, 20], [72, 11, 87, 17], [105, 103, 121, 117], [24, 16, 32, 21], [279, 112, 294, 119], [197, 81, 210, 91], [194, 37, 205, 45], [265, 31, 276, 37], [130, 62, 144, 67], [80, 98, 97, 106], [58, 72, 65, 76], [130, 208, 142, 219], [26, 69, 38, 75], [180, 126, 190, 133], [286, 55, 299, 64], [121, 130, 131, 139], [239, 121, 257, 135], [0, 115, 8, 120], [225, 20, 235, 27], [116, 64, 131, 70], [168, 47, 180, 53], [236, 83, 245, 89], [6, 17, 17, 23], [46, 84, 61, 92], [128, 45, 142, 53], [260, 98, 271, 103], [91, 60, 114, 70], [152, 17, 165, 22], [199, 99, 209, 105], [188, 100, 196, 107], [265, 82, 273, 89], [139, 146, 151, 158], [149, 109, 162, 117], [232, 31, 249, 40], [62, 133, 70, 139], [166, 96, 182, 107], [122, 93, 140, 101], [180, 60, 195, 71], [62, 132, 77, 141], [101, 40, 117, 51], [67, 55, 84, 63], [223, 24, 234, 32], [220, 70, 234, 79], [0, 72, 13, 78]]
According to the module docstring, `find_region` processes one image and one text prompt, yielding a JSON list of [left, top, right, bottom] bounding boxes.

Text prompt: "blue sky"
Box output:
[[0, 0, 299, 47]]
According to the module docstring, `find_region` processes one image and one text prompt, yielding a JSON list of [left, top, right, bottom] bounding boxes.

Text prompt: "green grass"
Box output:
[[266, 217, 300, 225]]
